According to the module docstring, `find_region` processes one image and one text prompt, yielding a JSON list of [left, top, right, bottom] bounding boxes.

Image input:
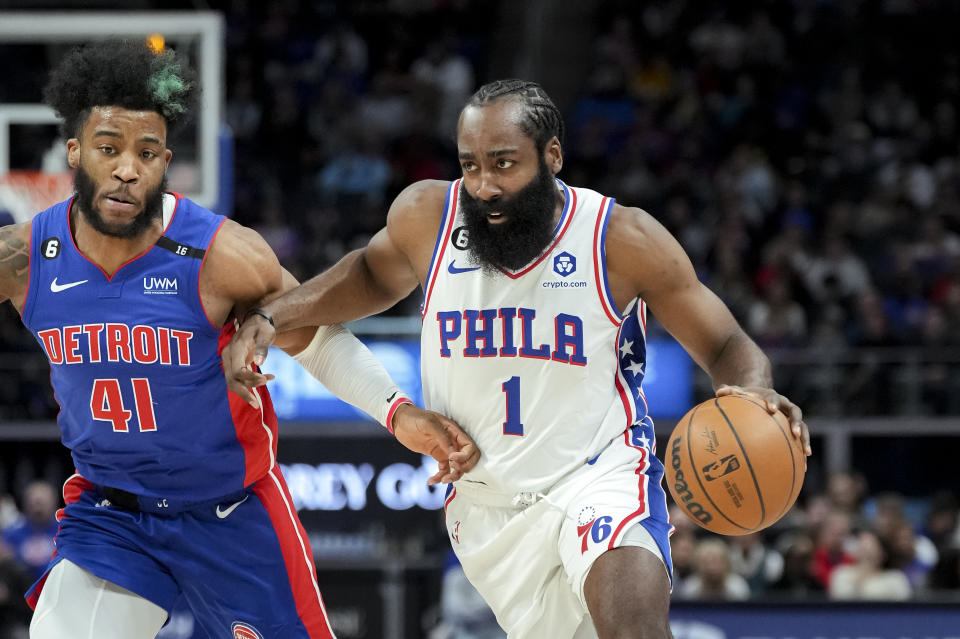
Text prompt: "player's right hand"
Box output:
[[391, 404, 481, 483], [223, 313, 277, 408]]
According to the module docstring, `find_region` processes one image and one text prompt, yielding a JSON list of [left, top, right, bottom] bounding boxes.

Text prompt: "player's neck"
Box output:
[[70, 204, 163, 277], [551, 195, 564, 228]]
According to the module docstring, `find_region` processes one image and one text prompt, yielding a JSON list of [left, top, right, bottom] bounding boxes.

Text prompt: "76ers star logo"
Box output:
[[232, 622, 264, 639], [576, 506, 614, 554]]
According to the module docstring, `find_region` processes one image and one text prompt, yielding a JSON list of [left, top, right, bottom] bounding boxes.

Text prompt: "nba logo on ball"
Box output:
[[553, 251, 576, 277], [702, 454, 741, 481], [232, 622, 263, 639]]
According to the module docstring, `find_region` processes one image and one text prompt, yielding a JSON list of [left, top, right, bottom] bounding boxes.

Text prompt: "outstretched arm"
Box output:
[[222, 180, 447, 390], [217, 182, 479, 479], [605, 205, 811, 455]]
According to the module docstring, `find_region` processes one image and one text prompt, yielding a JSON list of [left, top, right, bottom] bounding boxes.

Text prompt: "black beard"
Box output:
[[73, 164, 167, 239], [459, 161, 560, 272]]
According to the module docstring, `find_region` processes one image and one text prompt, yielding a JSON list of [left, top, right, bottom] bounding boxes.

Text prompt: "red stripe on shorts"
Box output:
[[254, 468, 336, 638], [608, 437, 649, 549]]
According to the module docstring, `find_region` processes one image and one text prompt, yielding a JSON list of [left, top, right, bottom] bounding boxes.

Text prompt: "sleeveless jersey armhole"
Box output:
[[421, 179, 461, 318], [194, 216, 228, 331], [592, 196, 623, 326]]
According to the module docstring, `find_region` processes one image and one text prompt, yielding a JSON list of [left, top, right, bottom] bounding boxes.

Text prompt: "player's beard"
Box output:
[[459, 159, 561, 272], [73, 163, 167, 239]]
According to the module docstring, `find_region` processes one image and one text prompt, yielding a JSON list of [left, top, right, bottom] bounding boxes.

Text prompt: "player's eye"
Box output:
[[98, 145, 114, 154], [461, 161, 477, 173], [496, 159, 515, 169]]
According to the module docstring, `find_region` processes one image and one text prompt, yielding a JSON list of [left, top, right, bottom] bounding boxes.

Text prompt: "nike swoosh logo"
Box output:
[[215, 494, 249, 519], [386, 390, 399, 403], [50, 277, 88, 293], [447, 261, 480, 274]]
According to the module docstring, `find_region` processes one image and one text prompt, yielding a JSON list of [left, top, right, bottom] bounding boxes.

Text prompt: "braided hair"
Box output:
[[43, 39, 197, 139], [465, 79, 565, 151]]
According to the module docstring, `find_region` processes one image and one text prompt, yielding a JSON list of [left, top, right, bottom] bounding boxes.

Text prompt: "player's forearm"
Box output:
[[705, 329, 773, 390], [261, 249, 404, 332], [293, 324, 411, 430]]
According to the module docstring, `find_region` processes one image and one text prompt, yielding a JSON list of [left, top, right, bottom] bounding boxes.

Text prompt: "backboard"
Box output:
[[0, 11, 232, 222]]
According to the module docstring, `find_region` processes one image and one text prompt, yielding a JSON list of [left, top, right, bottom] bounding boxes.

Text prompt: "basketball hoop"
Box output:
[[0, 170, 74, 224]]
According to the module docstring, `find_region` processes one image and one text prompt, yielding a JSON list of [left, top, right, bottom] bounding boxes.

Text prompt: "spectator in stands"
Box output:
[[811, 510, 856, 589], [0, 491, 18, 530], [0, 538, 32, 639], [728, 531, 783, 595], [1, 480, 58, 579], [826, 471, 869, 529], [768, 533, 825, 599], [828, 529, 912, 600], [887, 518, 938, 589], [746, 274, 807, 347], [678, 539, 750, 601], [410, 30, 475, 139], [667, 505, 698, 597], [668, 531, 697, 599], [922, 491, 960, 551]]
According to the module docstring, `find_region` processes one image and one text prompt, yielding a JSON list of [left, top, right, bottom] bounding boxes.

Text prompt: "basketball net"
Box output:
[[0, 170, 74, 224]]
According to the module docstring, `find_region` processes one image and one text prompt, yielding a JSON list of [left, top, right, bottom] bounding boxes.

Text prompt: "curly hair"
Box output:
[[42, 39, 198, 139], [465, 79, 565, 151]]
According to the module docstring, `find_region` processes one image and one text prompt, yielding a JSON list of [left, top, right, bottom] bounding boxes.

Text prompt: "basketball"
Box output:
[[665, 395, 805, 536]]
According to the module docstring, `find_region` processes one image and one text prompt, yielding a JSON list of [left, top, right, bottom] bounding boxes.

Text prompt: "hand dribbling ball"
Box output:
[[665, 395, 805, 535]]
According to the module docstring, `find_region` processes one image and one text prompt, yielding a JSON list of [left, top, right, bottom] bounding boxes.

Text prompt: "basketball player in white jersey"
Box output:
[[225, 80, 812, 639]]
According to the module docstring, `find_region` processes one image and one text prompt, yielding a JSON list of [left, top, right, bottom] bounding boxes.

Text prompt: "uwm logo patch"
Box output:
[[702, 454, 741, 481], [232, 622, 263, 639], [143, 276, 179, 295]]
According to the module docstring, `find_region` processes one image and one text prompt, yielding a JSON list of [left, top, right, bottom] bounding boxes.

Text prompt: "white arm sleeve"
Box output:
[[292, 324, 412, 432]]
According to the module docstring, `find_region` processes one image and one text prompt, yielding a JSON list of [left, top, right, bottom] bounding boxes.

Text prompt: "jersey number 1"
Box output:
[[90, 378, 158, 432], [502, 376, 523, 436]]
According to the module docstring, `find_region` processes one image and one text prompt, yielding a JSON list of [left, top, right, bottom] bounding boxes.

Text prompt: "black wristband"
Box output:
[[244, 307, 275, 328]]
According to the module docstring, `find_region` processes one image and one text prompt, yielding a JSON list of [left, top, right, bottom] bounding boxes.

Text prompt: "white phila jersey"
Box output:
[[420, 178, 656, 494]]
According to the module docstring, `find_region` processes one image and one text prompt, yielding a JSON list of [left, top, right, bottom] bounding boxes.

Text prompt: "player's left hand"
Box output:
[[391, 404, 480, 484], [716, 385, 811, 456]]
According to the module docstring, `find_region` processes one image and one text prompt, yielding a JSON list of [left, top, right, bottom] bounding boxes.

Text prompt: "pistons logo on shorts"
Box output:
[[232, 622, 264, 639]]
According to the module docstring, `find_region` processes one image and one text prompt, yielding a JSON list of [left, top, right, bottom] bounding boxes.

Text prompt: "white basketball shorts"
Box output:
[[443, 427, 674, 638]]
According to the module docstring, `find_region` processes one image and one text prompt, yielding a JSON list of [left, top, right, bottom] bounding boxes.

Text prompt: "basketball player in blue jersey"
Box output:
[[0, 40, 478, 639], [226, 80, 812, 639]]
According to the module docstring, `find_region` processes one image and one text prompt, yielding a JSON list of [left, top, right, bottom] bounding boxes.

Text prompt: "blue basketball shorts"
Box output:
[[27, 467, 336, 639]]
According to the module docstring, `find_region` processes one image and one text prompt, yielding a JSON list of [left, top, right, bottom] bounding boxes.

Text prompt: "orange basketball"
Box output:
[[664, 395, 805, 535]]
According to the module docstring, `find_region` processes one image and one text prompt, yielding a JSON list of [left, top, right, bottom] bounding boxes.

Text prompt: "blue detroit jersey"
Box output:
[[21, 194, 279, 502]]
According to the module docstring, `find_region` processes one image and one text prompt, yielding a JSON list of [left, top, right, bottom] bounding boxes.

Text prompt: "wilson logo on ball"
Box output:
[[702, 454, 741, 481], [669, 434, 713, 524]]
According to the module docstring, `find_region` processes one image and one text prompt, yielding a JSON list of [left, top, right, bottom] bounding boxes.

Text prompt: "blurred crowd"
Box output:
[[570, 1, 960, 416], [2, 1, 960, 418], [669, 471, 960, 602], [2, 471, 959, 639], [0, 1, 959, 636], [0, 481, 58, 639]]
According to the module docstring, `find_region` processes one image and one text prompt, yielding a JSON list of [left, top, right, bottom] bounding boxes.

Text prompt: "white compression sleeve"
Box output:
[[292, 324, 412, 432]]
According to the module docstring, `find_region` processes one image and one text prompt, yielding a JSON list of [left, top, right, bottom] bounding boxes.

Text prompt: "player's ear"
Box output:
[[545, 136, 562, 175], [66, 139, 80, 169]]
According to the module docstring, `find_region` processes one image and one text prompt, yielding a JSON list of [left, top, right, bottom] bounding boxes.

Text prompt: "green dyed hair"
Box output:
[[43, 39, 198, 138]]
